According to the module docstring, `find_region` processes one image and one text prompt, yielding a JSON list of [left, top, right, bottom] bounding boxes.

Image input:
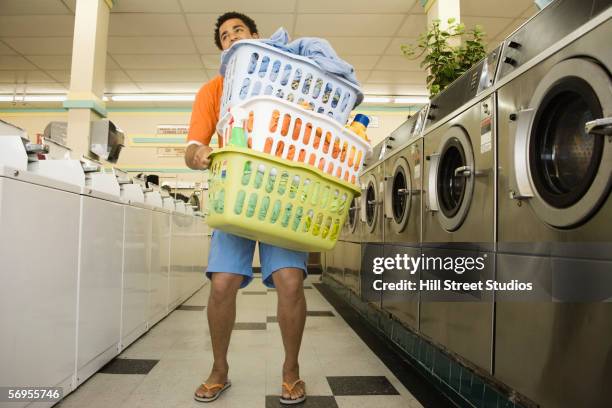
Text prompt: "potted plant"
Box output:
[[402, 18, 487, 96]]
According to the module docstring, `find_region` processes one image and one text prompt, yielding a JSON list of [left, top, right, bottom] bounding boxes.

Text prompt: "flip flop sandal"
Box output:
[[280, 379, 306, 405], [194, 380, 231, 403]]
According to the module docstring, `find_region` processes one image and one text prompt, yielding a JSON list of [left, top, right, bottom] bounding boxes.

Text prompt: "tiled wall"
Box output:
[[322, 275, 535, 408]]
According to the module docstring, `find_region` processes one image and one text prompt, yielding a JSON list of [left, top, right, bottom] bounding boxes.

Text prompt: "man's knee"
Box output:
[[209, 273, 243, 302], [274, 268, 305, 300]]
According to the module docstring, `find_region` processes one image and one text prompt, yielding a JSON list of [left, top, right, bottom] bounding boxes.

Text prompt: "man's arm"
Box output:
[[185, 143, 213, 170]]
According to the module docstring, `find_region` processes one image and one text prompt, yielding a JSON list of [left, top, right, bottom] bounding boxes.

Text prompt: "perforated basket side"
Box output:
[[218, 96, 372, 185], [219, 42, 362, 125], [206, 147, 358, 252]]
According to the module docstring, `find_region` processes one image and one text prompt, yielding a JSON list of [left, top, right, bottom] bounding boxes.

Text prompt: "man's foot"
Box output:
[[281, 365, 306, 404], [195, 368, 230, 401]]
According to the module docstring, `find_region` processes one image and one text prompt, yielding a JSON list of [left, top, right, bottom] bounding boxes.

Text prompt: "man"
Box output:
[[185, 12, 307, 404]]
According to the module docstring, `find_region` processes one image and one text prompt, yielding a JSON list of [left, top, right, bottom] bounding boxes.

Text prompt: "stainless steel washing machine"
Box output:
[[380, 106, 429, 330], [420, 46, 502, 374], [495, 2, 612, 406], [342, 194, 362, 295], [359, 141, 387, 305]]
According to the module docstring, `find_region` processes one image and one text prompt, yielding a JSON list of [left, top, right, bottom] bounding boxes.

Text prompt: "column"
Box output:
[[64, 0, 113, 159], [424, 0, 461, 31]]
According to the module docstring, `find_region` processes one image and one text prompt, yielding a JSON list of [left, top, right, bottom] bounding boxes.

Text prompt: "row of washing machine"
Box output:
[[0, 129, 209, 407], [327, 1, 611, 406]]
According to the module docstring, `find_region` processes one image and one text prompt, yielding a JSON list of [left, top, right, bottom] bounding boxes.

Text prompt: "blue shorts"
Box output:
[[207, 230, 308, 288]]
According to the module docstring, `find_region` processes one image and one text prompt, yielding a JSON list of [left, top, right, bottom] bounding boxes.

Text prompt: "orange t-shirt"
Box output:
[[187, 75, 224, 147]]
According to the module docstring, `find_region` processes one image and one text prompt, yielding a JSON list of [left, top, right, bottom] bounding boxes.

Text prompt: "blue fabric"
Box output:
[[220, 27, 359, 86], [206, 229, 308, 288]]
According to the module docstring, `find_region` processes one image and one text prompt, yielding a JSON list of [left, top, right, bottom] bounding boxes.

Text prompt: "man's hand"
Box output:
[[185, 144, 213, 170]]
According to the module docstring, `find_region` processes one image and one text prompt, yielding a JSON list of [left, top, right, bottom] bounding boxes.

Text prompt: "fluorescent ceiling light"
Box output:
[[110, 94, 195, 102], [0, 94, 67, 102], [363, 96, 392, 103], [394, 96, 429, 104]]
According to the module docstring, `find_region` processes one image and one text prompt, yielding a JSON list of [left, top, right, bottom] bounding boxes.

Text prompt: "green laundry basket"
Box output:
[[207, 147, 361, 252]]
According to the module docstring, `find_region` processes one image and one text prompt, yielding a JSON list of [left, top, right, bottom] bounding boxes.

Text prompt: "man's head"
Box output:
[[214, 12, 259, 51]]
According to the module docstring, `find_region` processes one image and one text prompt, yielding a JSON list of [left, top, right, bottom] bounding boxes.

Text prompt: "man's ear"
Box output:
[[252, 32, 260, 39]]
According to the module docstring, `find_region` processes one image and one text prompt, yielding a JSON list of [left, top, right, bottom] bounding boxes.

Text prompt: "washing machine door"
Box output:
[[384, 157, 413, 233], [360, 174, 380, 234], [347, 196, 360, 234], [511, 58, 612, 228], [427, 126, 475, 232]]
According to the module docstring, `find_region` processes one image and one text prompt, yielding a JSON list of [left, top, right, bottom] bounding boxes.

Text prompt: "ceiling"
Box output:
[[0, 0, 538, 105]]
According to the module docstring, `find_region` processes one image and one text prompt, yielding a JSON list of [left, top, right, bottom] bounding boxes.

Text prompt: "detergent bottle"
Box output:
[[347, 114, 370, 142], [229, 107, 248, 147]]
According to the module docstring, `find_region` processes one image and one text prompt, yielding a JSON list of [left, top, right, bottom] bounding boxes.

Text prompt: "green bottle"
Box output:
[[229, 107, 248, 147]]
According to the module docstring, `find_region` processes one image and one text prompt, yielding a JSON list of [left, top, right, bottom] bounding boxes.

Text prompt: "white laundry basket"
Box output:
[[217, 96, 372, 185], [220, 41, 363, 126]]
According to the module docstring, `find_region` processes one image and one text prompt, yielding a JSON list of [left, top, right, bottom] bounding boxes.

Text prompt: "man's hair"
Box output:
[[214, 12, 258, 50]]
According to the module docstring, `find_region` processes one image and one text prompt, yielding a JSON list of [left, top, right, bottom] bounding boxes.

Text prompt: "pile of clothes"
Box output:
[[220, 27, 359, 86]]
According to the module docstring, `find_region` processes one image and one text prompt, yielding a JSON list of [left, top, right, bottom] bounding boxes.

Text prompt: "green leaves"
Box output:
[[400, 18, 487, 96]]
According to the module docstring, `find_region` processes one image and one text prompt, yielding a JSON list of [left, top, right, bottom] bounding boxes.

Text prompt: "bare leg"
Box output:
[[195, 272, 243, 399], [272, 268, 307, 400]]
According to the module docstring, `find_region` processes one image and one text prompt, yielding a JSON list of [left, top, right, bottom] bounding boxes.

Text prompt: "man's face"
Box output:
[[219, 18, 259, 50]]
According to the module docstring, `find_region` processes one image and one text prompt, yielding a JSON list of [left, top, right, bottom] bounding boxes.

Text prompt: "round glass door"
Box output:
[[523, 58, 611, 228], [438, 139, 467, 218], [365, 181, 377, 230], [434, 126, 475, 232], [390, 158, 412, 232], [530, 78, 604, 209]]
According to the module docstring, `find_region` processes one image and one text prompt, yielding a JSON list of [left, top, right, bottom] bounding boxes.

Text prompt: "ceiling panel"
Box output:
[[374, 55, 422, 71], [109, 14, 190, 36], [295, 14, 405, 37], [0, 56, 37, 70], [53, 71, 138, 85], [522, 4, 539, 18], [0, 41, 18, 55], [0, 15, 75, 37], [187, 13, 294, 38], [106, 70, 131, 82], [326, 37, 391, 56], [15, 83, 67, 93], [3, 37, 73, 55], [297, 0, 416, 13], [45, 70, 70, 82], [184, 14, 218, 37], [104, 83, 141, 93], [63, 0, 76, 13], [342, 56, 380, 71], [0, 0, 70, 16], [112, 0, 182, 13], [108, 36, 196, 54], [126, 69, 208, 82], [206, 69, 221, 80], [367, 70, 427, 85], [106, 57, 121, 70], [396, 14, 427, 38], [136, 82, 204, 92], [385, 37, 417, 56], [27, 55, 71, 70], [193, 37, 221, 54], [461, 16, 514, 39], [180, 0, 296, 13], [0, 70, 55, 83], [461, 0, 534, 18], [200, 54, 221, 70], [113, 54, 203, 70], [493, 17, 528, 41]]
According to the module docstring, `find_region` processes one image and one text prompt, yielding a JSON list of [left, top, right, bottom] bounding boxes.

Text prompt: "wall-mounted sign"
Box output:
[[157, 147, 186, 157]]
